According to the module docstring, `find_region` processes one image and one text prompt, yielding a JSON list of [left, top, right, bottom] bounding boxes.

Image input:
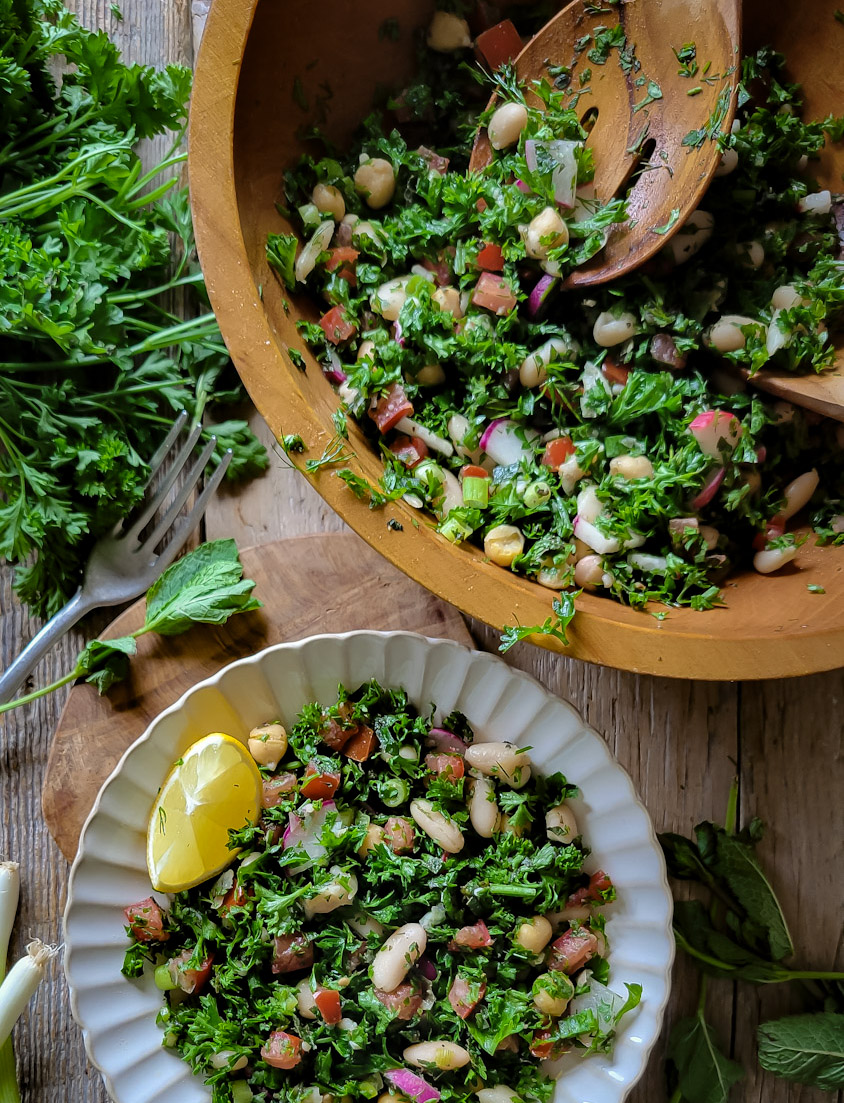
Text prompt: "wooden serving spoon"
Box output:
[[469, 0, 742, 288]]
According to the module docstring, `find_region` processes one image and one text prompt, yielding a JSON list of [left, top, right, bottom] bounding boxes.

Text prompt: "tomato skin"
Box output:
[[124, 897, 169, 943], [587, 869, 614, 901], [601, 358, 630, 386], [272, 933, 314, 974], [314, 987, 342, 1025], [326, 247, 359, 287], [301, 763, 341, 799], [370, 383, 414, 434], [321, 703, 357, 751], [449, 919, 494, 950], [529, 1028, 567, 1060], [343, 725, 376, 762], [168, 948, 213, 994], [383, 816, 415, 854], [476, 242, 505, 272], [548, 930, 599, 974], [391, 434, 429, 469], [318, 305, 357, 345], [219, 883, 249, 917], [261, 1031, 303, 1069], [416, 146, 450, 175], [425, 752, 465, 780], [472, 272, 517, 315], [542, 437, 575, 470], [753, 521, 786, 551], [475, 19, 522, 70], [448, 975, 487, 1019], [262, 773, 297, 808], [374, 982, 423, 1020], [460, 464, 488, 481]]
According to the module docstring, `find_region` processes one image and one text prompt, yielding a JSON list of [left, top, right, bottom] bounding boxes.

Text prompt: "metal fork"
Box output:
[[0, 411, 232, 706]]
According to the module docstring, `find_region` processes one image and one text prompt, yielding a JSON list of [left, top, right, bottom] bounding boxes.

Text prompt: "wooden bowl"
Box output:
[[189, 0, 844, 680]]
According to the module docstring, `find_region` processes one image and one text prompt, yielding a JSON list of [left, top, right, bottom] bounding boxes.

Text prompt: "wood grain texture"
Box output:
[[188, 0, 844, 679], [0, 4, 840, 1103], [42, 534, 473, 859]]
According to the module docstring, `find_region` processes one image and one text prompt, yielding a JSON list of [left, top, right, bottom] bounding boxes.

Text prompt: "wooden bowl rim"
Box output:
[[188, 0, 844, 681]]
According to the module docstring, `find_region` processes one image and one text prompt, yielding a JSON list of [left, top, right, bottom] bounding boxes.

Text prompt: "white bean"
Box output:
[[357, 339, 376, 362], [469, 775, 500, 837], [753, 545, 799, 574], [559, 455, 587, 496], [371, 923, 427, 992], [488, 102, 528, 151], [409, 799, 464, 853], [699, 524, 720, 550], [346, 911, 384, 940], [714, 147, 738, 176], [668, 209, 714, 265], [797, 189, 831, 215], [433, 286, 463, 317], [546, 803, 578, 843], [483, 524, 525, 567], [536, 560, 568, 590], [573, 554, 604, 589], [465, 742, 532, 788], [532, 972, 574, 1017], [297, 978, 318, 1019], [426, 11, 472, 51], [355, 158, 395, 210], [403, 1040, 471, 1071], [372, 276, 410, 321], [609, 454, 653, 480], [593, 311, 637, 347], [524, 206, 569, 260], [312, 183, 345, 221], [628, 552, 668, 572], [476, 1088, 520, 1103], [519, 337, 575, 388], [209, 1049, 248, 1071], [303, 868, 358, 918], [771, 284, 808, 311], [247, 722, 287, 768], [357, 823, 385, 856], [780, 469, 819, 520], [514, 916, 553, 954], [706, 314, 760, 353], [735, 241, 764, 269]]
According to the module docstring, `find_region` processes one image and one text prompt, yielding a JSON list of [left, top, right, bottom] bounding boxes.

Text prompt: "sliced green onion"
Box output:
[[0, 863, 20, 1103], [298, 202, 321, 228], [231, 1082, 253, 1103], [414, 459, 445, 498], [438, 514, 474, 543], [524, 479, 552, 509], [0, 941, 57, 1048], [154, 963, 179, 991], [462, 476, 489, 508], [376, 777, 410, 808]]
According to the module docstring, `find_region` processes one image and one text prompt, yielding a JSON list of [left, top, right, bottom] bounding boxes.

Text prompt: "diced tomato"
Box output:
[[370, 383, 414, 434], [417, 146, 450, 175], [496, 1034, 519, 1053], [476, 242, 505, 272], [475, 19, 522, 70], [326, 247, 359, 287], [421, 256, 452, 286], [262, 773, 297, 808], [448, 975, 487, 1019], [343, 725, 376, 762], [449, 919, 494, 950], [564, 885, 592, 910], [752, 520, 786, 551], [548, 930, 599, 974], [425, 752, 465, 780], [261, 1030, 302, 1069], [541, 436, 575, 470], [219, 883, 249, 916], [476, 198, 488, 214], [391, 434, 429, 469], [168, 948, 213, 994], [314, 987, 342, 1025], [375, 982, 423, 1020], [384, 816, 415, 853], [123, 897, 169, 943], [321, 702, 357, 751], [587, 869, 615, 902], [529, 1028, 567, 1060], [460, 464, 489, 481], [601, 358, 630, 387], [318, 305, 357, 345], [472, 272, 517, 315], [301, 763, 341, 800], [272, 933, 314, 974]]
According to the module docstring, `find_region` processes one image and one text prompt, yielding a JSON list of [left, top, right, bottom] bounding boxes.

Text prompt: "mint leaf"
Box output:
[[757, 1013, 844, 1090], [142, 539, 261, 636], [712, 829, 793, 961], [668, 1009, 744, 1103]]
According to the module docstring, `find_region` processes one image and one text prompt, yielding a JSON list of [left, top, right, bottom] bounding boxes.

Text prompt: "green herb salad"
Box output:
[[269, 10, 844, 634], [123, 681, 640, 1103]]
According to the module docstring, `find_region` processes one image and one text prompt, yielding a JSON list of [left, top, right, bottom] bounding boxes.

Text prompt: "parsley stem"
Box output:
[[108, 272, 205, 304]]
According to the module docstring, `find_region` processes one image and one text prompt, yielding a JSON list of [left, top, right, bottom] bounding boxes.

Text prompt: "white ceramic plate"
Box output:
[[65, 631, 674, 1103]]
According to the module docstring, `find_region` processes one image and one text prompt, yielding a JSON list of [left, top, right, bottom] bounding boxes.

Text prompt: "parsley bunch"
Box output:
[[0, 0, 267, 618]]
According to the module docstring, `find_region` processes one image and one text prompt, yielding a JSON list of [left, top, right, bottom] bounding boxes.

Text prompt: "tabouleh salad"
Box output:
[[268, 7, 844, 630], [123, 683, 638, 1103]]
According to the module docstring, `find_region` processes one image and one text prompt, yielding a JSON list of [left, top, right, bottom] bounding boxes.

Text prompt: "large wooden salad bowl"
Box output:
[[190, 0, 844, 680]]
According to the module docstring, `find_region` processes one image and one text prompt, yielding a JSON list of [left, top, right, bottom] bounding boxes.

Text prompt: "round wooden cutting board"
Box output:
[[42, 533, 473, 860]]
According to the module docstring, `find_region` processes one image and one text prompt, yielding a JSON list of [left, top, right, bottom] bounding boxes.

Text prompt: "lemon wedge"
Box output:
[[147, 732, 262, 893]]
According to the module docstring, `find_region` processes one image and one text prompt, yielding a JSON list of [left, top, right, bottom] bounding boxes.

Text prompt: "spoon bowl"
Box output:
[[469, 0, 741, 288]]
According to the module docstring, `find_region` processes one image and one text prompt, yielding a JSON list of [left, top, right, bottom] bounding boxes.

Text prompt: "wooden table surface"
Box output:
[[0, 2, 842, 1101]]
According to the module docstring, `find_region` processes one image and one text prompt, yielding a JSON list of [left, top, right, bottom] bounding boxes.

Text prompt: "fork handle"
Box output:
[[0, 590, 94, 707]]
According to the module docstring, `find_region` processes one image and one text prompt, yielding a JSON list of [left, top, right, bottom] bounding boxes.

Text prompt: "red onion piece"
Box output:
[[323, 366, 347, 384], [427, 728, 468, 754], [478, 417, 506, 454], [384, 1070, 441, 1103], [690, 466, 726, 510], [524, 139, 537, 173], [514, 178, 531, 193], [756, 446, 767, 463], [528, 273, 557, 319], [415, 954, 437, 980], [392, 320, 405, 347]]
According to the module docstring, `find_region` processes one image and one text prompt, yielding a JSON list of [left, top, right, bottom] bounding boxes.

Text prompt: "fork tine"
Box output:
[[143, 410, 189, 489], [137, 435, 218, 554], [148, 450, 234, 575], [125, 421, 204, 540]]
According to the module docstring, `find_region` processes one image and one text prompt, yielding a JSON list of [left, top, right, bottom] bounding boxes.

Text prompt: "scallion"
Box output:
[[438, 514, 474, 543], [523, 479, 552, 509], [231, 1082, 253, 1103], [0, 941, 57, 1049], [376, 777, 410, 808], [462, 476, 489, 508], [0, 864, 20, 1103]]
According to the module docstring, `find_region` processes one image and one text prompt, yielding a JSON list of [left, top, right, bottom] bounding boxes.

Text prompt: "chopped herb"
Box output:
[[807, 583, 826, 593], [652, 208, 681, 235], [632, 80, 663, 113], [288, 348, 307, 372]]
